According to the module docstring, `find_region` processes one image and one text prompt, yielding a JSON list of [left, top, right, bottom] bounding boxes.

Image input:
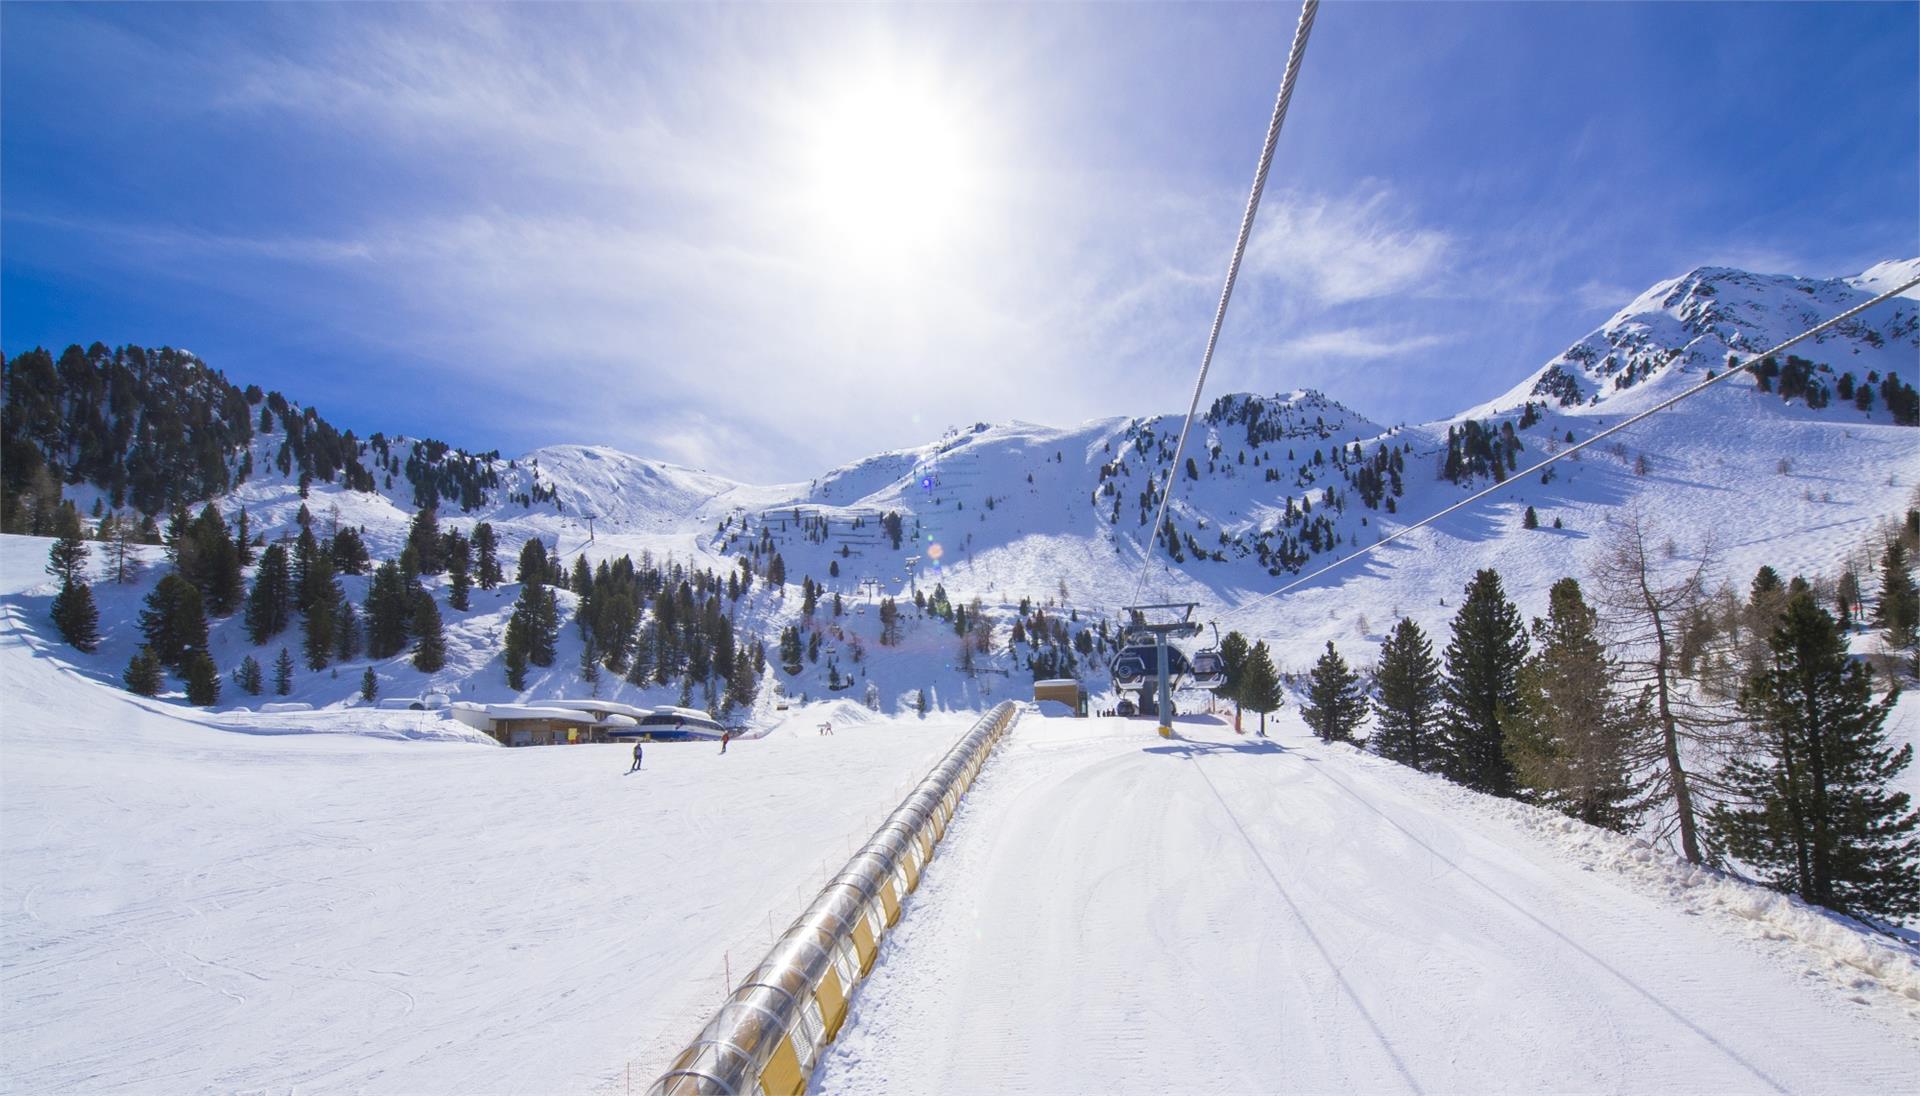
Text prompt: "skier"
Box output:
[[627, 740, 643, 773], [720, 729, 732, 755]]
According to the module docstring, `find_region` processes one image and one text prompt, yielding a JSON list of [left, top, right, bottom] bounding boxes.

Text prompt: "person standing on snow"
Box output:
[[720, 729, 732, 755], [627, 741, 643, 773]]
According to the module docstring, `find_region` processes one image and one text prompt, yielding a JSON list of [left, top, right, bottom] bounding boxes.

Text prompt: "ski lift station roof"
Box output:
[[541, 700, 653, 721]]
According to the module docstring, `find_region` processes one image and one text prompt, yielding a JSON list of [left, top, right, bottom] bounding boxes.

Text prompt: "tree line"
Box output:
[[1280, 508, 1919, 923]]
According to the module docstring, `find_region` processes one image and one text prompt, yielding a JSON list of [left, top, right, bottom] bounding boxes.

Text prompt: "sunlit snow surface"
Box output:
[[0, 596, 964, 1093], [817, 712, 1920, 1094]]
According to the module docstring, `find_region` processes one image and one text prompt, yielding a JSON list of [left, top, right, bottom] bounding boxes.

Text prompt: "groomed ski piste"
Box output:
[[816, 710, 1920, 1094]]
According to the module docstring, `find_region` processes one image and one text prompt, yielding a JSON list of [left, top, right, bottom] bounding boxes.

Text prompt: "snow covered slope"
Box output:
[[0, 601, 969, 1093], [817, 711, 1920, 1093]]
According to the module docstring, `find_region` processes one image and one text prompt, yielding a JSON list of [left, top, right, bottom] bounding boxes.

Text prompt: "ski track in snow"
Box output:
[[815, 712, 1920, 1095]]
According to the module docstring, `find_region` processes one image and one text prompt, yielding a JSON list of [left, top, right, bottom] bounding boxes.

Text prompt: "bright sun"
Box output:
[[801, 66, 980, 265]]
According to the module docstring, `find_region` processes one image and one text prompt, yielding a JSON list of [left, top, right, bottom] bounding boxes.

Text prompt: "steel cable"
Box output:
[[1130, 0, 1320, 609]]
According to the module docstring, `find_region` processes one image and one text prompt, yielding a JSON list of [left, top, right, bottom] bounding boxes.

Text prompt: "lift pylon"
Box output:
[[1113, 603, 1202, 738]]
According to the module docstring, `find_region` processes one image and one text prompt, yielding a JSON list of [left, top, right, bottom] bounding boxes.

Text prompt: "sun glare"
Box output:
[[801, 67, 981, 266]]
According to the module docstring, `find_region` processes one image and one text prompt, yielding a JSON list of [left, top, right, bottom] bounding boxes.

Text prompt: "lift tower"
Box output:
[[1118, 603, 1202, 739]]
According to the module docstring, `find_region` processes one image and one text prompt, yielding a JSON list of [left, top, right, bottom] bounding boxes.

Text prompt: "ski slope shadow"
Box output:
[[1290, 753, 1793, 1094], [1140, 738, 1287, 759]]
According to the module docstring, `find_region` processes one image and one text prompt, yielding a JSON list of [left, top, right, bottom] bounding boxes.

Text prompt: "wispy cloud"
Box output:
[[1244, 187, 1452, 305], [1280, 328, 1455, 360]]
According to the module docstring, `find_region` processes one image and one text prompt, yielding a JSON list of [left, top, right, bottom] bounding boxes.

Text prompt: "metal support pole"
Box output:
[[1156, 635, 1173, 739]]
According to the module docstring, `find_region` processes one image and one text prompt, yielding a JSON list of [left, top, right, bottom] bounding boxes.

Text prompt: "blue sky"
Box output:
[[4, 2, 1915, 482]]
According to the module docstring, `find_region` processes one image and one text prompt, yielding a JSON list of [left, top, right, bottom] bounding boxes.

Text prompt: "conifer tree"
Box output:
[[232, 508, 253, 568], [1502, 578, 1643, 831], [446, 530, 472, 611], [244, 544, 293, 645], [140, 573, 209, 670], [504, 612, 530, 690], [364, 562, 413, 659], [292, 525, 323, 613], [303, 579, 338, 671], [184, 651, 220, 707], [412, 595, 446, 673], [1713, 594, 1919, 919], [331, 526, 371, 576], [1872, 539, 1919, 651], [235, 655, 264, 696], [1239, 640, 1284, 736], [1301, 641, 1367, 742], [530, 583, 558, 667], [361, 666, 378, 703], [47, 512, 101, 653], [516, 537, 547, 585], [1440, 568, 1529, 796], [579, 634, 601, 696], [727, 646, 759, 711], [46, 507, 88, 585], [1522, 505, 1539, 530], [779, 625, 804, 675], [124, 647, 163, 697], [1372, 617, 1443, 771], [192, 505, 244, 617], [506, 574, 557, 671], [407, 503, 444, 575], [473, 522, 502, 590], [1217, 631, 1251, 721], [570, 553, 592, 601], [274, 647, 295, 695], [334, 601, 361, 662], [626, 623, 655, 688]]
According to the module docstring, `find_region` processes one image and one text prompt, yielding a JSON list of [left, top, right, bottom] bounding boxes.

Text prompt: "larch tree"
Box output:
[[1502, 578, 1644, 831], [1590, 510, 1733, 865]]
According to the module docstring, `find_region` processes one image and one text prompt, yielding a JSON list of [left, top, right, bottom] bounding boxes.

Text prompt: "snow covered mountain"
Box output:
[[3, 259, 1916, 715], [1486, 261, 1919, 416]]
